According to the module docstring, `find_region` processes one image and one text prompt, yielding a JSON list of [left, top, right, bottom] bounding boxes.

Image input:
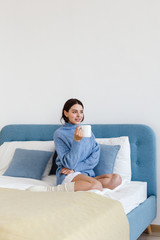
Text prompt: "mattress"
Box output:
[[0, 175, 147, 215]]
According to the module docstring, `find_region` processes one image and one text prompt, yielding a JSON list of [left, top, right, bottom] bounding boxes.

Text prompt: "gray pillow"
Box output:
[[94, 144, 120, 176], [4, 148, 53, 180]]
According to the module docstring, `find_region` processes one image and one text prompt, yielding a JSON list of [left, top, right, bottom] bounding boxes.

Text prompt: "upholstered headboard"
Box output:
[[0, 124, 156, 197]]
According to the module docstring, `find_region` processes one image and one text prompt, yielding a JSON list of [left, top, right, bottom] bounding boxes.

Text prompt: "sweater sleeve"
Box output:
[[74, 140, 100, 172], [54, 134, 82, 170]]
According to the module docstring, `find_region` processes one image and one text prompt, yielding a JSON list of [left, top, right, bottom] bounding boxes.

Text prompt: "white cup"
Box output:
[[80, 125, 91, 138]]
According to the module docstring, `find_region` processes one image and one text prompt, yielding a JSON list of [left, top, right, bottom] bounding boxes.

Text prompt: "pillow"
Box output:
[[96, 137, 131, 181], [49, 151, 57, 175], [0, 141, 55, 177], [94, 144, 120, 176], [3, 148, 53, 180]]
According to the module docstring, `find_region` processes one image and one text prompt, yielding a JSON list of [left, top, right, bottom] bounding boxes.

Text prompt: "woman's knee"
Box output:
[[90, 179, 103, 191], [112, 174, 122, 186]]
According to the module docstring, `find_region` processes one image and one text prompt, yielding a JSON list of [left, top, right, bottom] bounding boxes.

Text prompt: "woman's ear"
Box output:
[[64, 110, 68, 118]]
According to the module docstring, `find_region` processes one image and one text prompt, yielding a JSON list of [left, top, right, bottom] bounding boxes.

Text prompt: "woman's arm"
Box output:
[[74, 141, 100, 172], [54, 135, 82, 170], [54, 126, 84, 170]]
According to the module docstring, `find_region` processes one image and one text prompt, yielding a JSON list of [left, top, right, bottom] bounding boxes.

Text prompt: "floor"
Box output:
[[138, 232, 160, 239]]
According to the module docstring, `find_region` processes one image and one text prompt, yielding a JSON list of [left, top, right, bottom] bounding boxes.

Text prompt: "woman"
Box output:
[[54, 98, 122, 191]]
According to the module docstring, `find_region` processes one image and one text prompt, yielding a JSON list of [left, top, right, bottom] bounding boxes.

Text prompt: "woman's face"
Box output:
[[64, 104, 84, 125]]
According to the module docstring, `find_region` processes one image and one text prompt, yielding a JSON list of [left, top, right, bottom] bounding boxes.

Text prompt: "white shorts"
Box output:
[[62, 172, 81, 184]]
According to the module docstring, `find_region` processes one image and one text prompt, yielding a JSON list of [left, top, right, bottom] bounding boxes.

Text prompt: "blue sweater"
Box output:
[[54, 123, 100, 185]]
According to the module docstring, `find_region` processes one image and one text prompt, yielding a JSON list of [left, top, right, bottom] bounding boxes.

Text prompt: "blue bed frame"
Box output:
[[0, 124, 157, 240]]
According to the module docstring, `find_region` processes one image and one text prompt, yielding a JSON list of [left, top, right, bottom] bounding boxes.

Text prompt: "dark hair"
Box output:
[[61, 98, 84, 123]]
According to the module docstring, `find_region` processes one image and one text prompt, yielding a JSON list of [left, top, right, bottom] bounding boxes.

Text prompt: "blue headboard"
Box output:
[[0, 124, 156, 197]]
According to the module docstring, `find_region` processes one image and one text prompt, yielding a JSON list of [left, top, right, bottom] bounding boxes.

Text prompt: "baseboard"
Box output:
[[151, 224, 160, 232]]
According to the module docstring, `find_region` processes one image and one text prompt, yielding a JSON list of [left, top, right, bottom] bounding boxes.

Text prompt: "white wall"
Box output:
[[0, 0, 160, 224]]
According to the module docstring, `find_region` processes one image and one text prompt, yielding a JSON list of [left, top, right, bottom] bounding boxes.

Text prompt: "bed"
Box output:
[[0, 124, 157, 240]]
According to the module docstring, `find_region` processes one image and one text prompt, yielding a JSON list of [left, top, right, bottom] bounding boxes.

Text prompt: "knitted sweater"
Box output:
[[54, 123, 100, 185]]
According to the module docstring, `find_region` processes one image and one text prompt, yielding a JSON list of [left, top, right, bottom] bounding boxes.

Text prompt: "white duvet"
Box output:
[[89, 180, 147, 214], [0, 175, 53, 190]]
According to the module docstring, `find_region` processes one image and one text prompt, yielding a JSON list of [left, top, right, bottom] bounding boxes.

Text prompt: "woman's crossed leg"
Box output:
[[72, 173, 122, 192]]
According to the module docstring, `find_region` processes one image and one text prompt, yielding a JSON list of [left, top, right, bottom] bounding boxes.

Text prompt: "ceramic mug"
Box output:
[[80, 125, 91, 137]]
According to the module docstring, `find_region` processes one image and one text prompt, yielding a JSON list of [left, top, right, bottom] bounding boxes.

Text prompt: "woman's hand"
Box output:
[[74, 126, 83, 141], [60, 168, 74, 175]]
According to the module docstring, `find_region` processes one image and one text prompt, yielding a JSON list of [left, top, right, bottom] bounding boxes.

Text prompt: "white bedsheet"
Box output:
[[0, 175, 147, 214]]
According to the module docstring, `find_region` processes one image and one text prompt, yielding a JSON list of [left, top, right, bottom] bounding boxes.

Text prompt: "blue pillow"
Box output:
[[94, 144, 120, 176], [4, 148, 53, 180]]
